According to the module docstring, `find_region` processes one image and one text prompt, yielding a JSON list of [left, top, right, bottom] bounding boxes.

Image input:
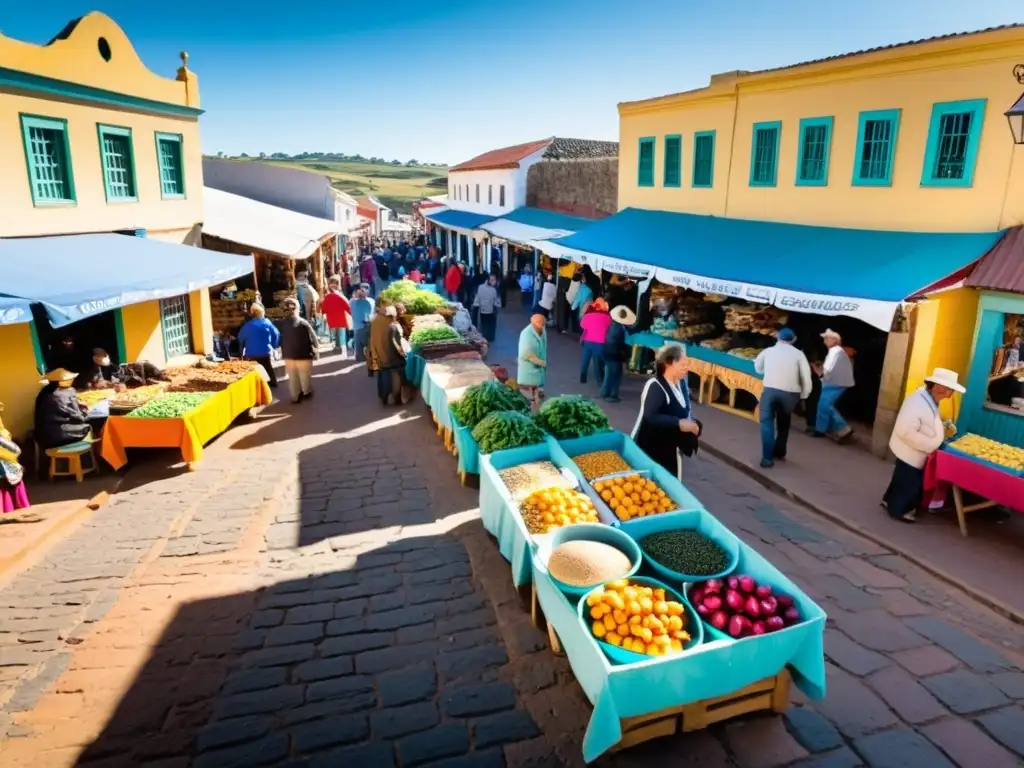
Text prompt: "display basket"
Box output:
[[576, 576, 703, 665], [942, 437, 1024, 478], [533, 523, 642, 598], [625, 509, 740, 583], [558, 432, 703, 528]]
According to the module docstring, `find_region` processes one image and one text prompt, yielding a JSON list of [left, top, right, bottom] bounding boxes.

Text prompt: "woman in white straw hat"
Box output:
[[882, 368, 965, 523], [601, 304, 636, 402]]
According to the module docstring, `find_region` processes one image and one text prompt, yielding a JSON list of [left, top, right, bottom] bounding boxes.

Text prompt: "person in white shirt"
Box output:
[[538, 273, 557, 321], [753, 327, 812, 468], [812, 329, 855, 442], [883, 368, 965, 523]]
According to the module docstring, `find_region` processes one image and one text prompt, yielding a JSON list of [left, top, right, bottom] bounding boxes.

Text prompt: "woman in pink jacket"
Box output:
[[579, 297, 612, 385]]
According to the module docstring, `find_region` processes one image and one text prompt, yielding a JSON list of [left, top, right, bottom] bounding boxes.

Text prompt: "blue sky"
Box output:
[[5, 1, 1021, 164]]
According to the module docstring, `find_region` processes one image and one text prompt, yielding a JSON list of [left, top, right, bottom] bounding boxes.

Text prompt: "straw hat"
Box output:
[[924, 368, 966, 394], [40, 368, 76, 385], [820, 328, 842, 341], [610, 305, 637, 325]]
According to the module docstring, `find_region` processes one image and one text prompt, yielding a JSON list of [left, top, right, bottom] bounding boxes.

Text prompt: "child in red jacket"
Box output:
[[321, 276, 353, 358]]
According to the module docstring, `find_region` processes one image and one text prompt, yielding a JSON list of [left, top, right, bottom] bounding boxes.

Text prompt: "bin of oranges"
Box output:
[[520, 486, 600, 535], [582, 577, 698, 661], [592, 472, 678, 522]]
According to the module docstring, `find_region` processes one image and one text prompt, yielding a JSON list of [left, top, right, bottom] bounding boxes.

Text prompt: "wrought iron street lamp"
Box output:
[[1005, 65, 1024, 144]]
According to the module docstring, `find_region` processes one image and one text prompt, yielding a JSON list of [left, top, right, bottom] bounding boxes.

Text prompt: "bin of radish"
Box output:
[[689, 575, 801, 638]]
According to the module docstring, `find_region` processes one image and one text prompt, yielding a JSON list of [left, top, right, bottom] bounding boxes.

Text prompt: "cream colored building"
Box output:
[[0, 13, 243, 439]]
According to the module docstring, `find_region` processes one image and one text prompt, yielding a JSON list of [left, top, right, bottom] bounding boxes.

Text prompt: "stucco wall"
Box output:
[[618, 28, 1024, 232], [0, 325, 43, 440], [526, 158, 618, 219]]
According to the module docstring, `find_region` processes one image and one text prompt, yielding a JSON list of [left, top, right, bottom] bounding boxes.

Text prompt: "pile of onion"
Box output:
[[690, 575, 801, 638]]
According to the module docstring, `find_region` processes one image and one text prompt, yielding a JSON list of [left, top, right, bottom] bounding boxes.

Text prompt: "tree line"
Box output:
[[206, 151, 447, 167]]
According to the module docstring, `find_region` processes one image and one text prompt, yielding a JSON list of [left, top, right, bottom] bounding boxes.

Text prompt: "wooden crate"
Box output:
[[539, 589, 791, 751]]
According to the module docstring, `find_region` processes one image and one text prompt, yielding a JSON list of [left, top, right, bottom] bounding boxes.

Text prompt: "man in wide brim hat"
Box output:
[[602, 305, 637, 402]]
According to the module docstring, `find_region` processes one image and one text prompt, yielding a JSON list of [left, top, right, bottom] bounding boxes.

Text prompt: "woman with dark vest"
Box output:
[[631, 344, 702, 480]]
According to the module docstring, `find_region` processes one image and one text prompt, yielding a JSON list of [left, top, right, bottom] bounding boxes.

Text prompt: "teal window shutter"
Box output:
[[921, 99, 987, 188], [749, 121, 781, 187], [795, 117, 833, 186], [19, 114, 76, 205], [155, 132, 186, 198], [692, 131, 715, 188], [97, 124, 138, 201], [852, 109, 901, 187], [160, 296, 192, 359], [637, 137, 655, 187], [663, 135, 682, 187]]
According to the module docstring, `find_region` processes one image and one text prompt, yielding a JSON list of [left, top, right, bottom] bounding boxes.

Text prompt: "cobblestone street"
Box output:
[[1, 316, 1023, 767]]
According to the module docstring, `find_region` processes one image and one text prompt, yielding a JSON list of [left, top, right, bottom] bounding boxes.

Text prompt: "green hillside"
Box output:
[[214, 157, 448, 214]]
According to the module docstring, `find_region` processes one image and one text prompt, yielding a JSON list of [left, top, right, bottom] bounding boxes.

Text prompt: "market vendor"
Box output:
[[631, 344, 702, 480], [883, 368, 965, 524], [50, 334, 86, 374], [74, 348, 122, 390], [34, 369, 92, 451]]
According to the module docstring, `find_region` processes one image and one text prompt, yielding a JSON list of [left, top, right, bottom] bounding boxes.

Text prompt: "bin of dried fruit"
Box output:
[[580, 577, 701, 663], [689, 576, 803, 638], [593, 473, 678, 521], [77, 388, 116, 408], [572, 450, 631, 481], [498, 460, 574, 502], [520, 486, 599, 535], [109, 383, 168, 409]]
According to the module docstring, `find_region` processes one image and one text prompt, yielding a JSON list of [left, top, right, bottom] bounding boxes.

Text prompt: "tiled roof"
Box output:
[[449, 139, 553, 172], [966, 227, 1024, 294], [753, 24, 1023, 75], [542, 138, 618, 161]]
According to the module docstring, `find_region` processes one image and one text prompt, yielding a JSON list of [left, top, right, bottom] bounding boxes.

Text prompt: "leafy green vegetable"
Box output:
[[534, 396, 610, 439], [126, 392, 215, 419], [451, 381, 529, 429], [471, 410, 547, 454], [409, 325, 461, 348], [380, 281, 447, 315]]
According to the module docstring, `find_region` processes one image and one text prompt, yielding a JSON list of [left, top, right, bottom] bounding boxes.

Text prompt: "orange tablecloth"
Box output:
[[100, 371, 272, 470]]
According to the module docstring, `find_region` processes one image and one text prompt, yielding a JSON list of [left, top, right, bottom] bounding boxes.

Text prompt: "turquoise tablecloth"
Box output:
[[533, 524, 827, 762], [623, 334, 762, 379], [625, 331, 671, 351], [451, 412, 481, 475], [406, 353, 427, 389]]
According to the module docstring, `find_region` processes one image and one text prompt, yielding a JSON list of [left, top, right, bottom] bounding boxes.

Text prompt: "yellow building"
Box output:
[[595, 27, 1024, 449], [0, 13, 242, 439]]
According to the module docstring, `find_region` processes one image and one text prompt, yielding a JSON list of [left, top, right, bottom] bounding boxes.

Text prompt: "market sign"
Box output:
[[597, 257, 652, 279], [774, 289, 898, 332], [654, 268, 773, 305]]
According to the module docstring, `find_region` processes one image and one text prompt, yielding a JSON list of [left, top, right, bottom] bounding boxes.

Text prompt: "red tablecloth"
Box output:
[[932, 449, 1024, 513]]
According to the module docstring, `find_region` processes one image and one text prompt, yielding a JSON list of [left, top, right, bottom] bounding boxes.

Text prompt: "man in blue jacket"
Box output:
[[236, 303, 281, 388]]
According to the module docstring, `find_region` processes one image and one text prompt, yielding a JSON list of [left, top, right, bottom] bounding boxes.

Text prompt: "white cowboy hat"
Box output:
[[924, 367, 966, 394], [820, 328, 842, 341], [610, 305, 637, 326]]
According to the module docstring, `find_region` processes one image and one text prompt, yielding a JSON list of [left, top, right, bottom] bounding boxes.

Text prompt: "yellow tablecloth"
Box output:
[[100, 371, 272, 470]]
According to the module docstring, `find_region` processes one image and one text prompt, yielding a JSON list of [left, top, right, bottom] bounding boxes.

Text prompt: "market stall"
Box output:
[[100, 365, 271, 470], [468, 392, 825, 761]]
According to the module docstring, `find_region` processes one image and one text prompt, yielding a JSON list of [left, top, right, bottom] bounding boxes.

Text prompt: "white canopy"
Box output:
[[383, 220, 413, 233], [203, 187, 342, 260], [481, 219, 573, 245]]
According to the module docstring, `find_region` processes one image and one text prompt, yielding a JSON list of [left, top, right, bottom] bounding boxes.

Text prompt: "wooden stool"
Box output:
[[46, 441, 97, 482]]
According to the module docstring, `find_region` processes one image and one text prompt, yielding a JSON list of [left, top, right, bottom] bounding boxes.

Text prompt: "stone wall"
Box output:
[[526, 158, 618, 220]]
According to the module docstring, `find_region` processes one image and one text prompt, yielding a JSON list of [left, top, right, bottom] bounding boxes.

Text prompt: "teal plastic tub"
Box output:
[[534, 523, 641, 598], [577, 576, 703, 665], [627, 510, 740, 584]]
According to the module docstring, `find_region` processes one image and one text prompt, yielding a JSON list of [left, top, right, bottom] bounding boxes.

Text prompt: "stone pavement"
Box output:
[[0, 321, 1021, 766], [484, 308, 1024, 622]]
